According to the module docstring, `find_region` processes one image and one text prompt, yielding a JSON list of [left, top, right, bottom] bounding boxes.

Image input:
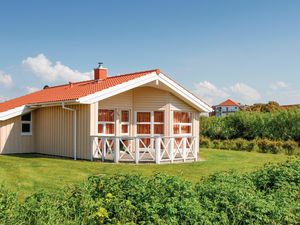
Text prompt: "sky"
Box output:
[[0, 0, 300, 105]]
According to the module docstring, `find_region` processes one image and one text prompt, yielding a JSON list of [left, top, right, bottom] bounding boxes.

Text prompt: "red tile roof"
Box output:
[[217, 99, 240, 107], [0, 69, 160, 113]]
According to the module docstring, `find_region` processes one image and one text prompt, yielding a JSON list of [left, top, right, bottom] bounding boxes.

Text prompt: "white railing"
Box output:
[[90, 135, 198, 164]]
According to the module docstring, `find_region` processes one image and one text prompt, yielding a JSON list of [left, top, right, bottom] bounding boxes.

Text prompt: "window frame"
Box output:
[[135, 111, 165, 137], [120, 110, 130, 136], [21, 112, 32, 136], [173, 111, 192, 136], [98, 109, 115, 136]]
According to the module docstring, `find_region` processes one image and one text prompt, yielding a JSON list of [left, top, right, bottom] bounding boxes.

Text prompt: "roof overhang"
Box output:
[[0, 106, 30, 121], [0, 71, 212, 121], [78, 72, 213, 112]]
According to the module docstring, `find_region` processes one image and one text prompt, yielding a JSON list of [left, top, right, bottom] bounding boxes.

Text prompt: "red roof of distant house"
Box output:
[[216, 99, 240, 107], [0, 69, 160, 113]]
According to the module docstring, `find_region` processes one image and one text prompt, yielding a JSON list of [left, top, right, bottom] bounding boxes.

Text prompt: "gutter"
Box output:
[[62, 102, 77, 160]]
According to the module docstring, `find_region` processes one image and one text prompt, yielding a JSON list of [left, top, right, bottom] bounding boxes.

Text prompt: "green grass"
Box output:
[[0, 149, 291, 199]]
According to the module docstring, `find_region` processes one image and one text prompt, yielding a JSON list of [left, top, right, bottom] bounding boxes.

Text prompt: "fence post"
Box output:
[[135, 138, 139, 164], [170, 138, 174, 163], [182, 137, 187, 162], [194, 136, 198, 161], [102, 137, 106, 162], [114, 137, 120, 163], [155, 137, 161, 164], [90, 137, 94, 161]]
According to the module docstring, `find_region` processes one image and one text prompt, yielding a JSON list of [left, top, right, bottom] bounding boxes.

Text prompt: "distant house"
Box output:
[[0, 66, 212, 164], [211, 99, 240, 117]]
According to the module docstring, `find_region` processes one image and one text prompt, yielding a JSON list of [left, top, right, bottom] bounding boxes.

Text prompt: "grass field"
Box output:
[[0, 149, 291, 199]]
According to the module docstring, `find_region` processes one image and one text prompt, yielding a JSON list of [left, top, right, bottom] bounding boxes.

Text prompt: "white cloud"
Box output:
[[24, 86, 40, 93], [22, 53, 92, 83], [0, 71, 13, 87], [194, 81, 229, 104], [230, 83, 261, 102], [194, 81, 261, 105], [270, 81, 289, 90]]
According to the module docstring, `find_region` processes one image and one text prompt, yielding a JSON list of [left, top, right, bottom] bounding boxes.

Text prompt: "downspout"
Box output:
[[62, 102, 77, 160]]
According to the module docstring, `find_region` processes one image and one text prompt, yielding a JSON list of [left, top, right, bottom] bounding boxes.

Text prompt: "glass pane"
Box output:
[[154, 124, 164, 134], [121, 111, 129, 122], [181, 125, 191, 134], [154, 111, 164, 122], [173, 125, 180, 134], [98, 124, 103, 133], [21, 113, 31, 121], [122, 124, 128, 134], [137, 124, 150, 134], [98, 110, 114, 122], [137, 112, 150, 122], [106, 124, 115, 134], [22, 123, 31, 133], [181, 112, 190, 123], [173, 112, 190, 123]]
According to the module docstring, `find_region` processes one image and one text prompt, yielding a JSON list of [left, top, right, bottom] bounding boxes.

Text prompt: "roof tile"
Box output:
[[0, 69, 159, 112]]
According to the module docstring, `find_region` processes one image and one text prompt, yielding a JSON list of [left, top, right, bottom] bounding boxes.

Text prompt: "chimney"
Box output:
[[94, 62, 108, 80]]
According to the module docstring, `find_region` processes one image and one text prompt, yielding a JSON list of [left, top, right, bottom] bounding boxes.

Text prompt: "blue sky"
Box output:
[[0, 0, 299, 105]]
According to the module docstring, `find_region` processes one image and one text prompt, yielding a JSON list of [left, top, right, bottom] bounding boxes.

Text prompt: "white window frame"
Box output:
[[135, 111, 165, 137], [21, 112, 32, 136], [98, 109, 115, 136], [173, 111, 192, 136], [120, 110, 130, 136]]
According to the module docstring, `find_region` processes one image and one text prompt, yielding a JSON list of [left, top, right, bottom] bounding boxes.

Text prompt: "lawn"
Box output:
[[0, 149, 291, 199]]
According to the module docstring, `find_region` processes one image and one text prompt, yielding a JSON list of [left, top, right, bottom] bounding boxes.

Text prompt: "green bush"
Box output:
[[282, 140, 298, 155], [200, 136, 211, 148], [212, 140, 222, 149], [0, 160, 300, 224], [200, 109, 300, 143]]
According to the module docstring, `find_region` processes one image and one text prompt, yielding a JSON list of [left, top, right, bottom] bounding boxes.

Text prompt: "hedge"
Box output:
[[0, 160, 300, 224], [200, 109, 300, 143], [200, 136, 299, 155]]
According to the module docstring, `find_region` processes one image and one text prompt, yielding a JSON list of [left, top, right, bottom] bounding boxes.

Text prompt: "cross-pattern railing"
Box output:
[[90, 135, 198, 164]]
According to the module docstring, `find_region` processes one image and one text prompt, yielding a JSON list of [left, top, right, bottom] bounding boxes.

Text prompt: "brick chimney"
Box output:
[[94, 63, 107, 80]]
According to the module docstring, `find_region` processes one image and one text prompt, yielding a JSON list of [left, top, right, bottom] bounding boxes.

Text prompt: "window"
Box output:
[[173, 111, 192, 136], [121, 110, 130, 135], [98, 109, 115, 135], [21, 113, 32, 135], [136, 111, 164, 147]]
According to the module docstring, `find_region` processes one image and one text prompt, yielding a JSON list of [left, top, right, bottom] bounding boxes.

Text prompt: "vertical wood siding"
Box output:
[[0, 112, 35, 154], [35, 104, 91, 159]]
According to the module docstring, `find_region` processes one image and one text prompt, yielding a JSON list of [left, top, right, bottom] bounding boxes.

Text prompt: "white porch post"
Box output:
[[194, 136, 198, 161], [114, 137, 120, 163], [182, 137, 187, 162], [170, 138, 174, 163], [155, 137, 161, 164], [135, 138, 139, 164], [102, 137, 106, 162]]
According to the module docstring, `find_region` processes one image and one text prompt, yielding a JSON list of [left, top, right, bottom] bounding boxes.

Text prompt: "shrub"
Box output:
[[200, 136, 211, 148], [257, 139, 270, 153], [1, 160, 300, 224], [282, 140, 298, 155], [212, 140, 222, 149]]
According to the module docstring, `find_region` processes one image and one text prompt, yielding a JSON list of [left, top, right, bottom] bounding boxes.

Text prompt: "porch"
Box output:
[[91, 135, 198, 164]]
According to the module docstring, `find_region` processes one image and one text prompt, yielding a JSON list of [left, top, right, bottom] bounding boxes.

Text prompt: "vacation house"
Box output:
[[0, 66, 212, 164]]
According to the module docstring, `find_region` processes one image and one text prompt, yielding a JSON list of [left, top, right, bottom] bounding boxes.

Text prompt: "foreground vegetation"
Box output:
[[0, 149, 289, 199], [0, 160, 299, 224]]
